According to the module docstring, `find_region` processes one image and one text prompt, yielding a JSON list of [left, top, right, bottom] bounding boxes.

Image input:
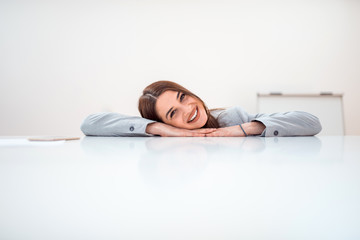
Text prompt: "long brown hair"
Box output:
[[138, 80, 219, 128]]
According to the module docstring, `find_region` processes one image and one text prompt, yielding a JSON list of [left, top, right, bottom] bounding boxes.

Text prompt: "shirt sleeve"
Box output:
[[217, 106, 322, 137], [251, 111, 322, 137], [80, 112, 157, 137]]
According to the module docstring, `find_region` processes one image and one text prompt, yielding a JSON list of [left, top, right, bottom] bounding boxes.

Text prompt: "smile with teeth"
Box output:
[[188, 107, 198, 123]]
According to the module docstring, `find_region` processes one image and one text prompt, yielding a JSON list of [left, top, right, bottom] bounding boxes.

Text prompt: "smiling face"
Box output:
[[155, 90, 208, 129]]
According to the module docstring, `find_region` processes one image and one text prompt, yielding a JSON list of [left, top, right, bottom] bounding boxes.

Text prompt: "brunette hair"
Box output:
[[138, 80, 220, 128]]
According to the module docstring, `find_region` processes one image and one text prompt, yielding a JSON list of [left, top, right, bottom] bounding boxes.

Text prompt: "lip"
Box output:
[[188, 106, 200, 123]]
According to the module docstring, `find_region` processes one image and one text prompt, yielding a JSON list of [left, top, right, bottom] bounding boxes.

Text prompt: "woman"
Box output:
[[81, 81, 322, 137]]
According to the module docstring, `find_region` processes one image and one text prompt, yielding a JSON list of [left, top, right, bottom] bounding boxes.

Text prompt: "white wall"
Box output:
[[1, 0, 359, 136]]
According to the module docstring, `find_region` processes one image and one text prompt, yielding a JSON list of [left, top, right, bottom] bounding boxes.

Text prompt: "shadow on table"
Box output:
[[138, 136, 324, 189], [81, 136, 344, 190]]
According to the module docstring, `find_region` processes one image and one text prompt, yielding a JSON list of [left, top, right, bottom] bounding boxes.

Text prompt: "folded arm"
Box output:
[[212, 107, 322, 137], [80, 112, 216, 137], [81, 108, 322, 137], [80, 112, 156, 137], [252, 111, 322, 137]]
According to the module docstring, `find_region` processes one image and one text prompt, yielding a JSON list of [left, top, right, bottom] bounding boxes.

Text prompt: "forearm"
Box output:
[[253, 111, 322, 137], [81, 112, 156, 136], [205, 122, 265, 137], [146, 122, 217, 137], [146, 122, 162, 135]]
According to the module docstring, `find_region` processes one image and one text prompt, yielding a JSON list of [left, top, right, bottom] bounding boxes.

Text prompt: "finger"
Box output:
[[192, 128, 217, 133], [185, 132, 208, 137], [193, 133, 207, 137], [205, 132, 224, 137], [205, 132, 217, 137]]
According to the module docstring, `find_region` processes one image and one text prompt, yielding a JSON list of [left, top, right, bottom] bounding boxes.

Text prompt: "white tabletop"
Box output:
[[1, 136, 359, 239]]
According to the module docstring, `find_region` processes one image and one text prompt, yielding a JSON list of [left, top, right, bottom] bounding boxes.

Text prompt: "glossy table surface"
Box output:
[[1, 136, 360, 239]]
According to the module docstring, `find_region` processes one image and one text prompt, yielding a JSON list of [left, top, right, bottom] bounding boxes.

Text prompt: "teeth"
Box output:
[[189, 109, 198, 122]]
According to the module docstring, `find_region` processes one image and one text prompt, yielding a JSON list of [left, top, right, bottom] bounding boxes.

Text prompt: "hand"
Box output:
[[205, 125, 244, 137], [146, 122, 217, 137], [205, 122, 266, 137]]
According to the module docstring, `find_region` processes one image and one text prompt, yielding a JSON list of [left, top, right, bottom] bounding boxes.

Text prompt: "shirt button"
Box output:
[[129, 126, 135, 132], [274, 130, 279, 136]]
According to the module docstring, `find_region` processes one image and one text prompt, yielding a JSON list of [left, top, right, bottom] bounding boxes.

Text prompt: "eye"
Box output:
[[170, 110, 176, 118], [180, 93, 186, 102]]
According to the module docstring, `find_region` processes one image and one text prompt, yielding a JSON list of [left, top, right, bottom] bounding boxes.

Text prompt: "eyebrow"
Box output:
[[165, 91, 181, 120]]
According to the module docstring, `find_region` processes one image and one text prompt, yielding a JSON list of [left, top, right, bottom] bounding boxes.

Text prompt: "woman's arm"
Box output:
[[205, 122, 265, 137], [252, 111, 322, 137], [80, 112, 156, 136], [207, 107, 322, 137], [80, 112, 216, 137], [146, 122, 216, 137]]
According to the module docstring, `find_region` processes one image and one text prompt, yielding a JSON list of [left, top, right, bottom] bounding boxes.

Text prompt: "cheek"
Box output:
[[197, 108, 208, 126], [201, 109, 208, 122], [166, 117, 183, 128]]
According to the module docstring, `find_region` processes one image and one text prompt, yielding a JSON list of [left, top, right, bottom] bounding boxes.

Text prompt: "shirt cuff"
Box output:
[[251, 120, 280, 137], [129, 119, 157, 136]]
